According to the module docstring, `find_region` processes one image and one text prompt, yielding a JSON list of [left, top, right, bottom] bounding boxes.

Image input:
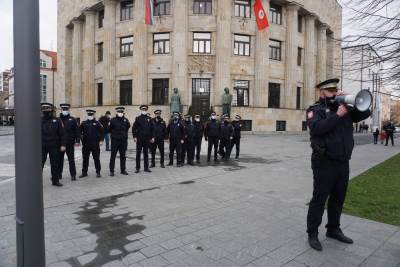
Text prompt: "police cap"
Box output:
[[59, 103, 71, 110], [316, 78, 340, 90], [115, 106, 125, 112], [139, 105, 148, 111]]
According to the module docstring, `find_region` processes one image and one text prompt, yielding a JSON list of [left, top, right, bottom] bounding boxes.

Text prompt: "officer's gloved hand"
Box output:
[[150, 138, 155, 144], [99, 141, 104, 146], [181, 140, 184, 144], [60, 146, 66, 152]]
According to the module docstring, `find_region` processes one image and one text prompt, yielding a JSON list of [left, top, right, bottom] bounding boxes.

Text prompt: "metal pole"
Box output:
[[13, 0, 45, 266]]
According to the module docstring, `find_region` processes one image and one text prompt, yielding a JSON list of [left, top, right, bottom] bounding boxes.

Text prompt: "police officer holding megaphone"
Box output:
[[305, 78, 371, 251]]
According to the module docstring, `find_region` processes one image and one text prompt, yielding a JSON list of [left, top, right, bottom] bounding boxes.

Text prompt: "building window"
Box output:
[[234, 0, 251, 18], [40, 74, 47, 102], [234, 34, 250, 56], [121, 0, 134, 21], [154, 0, 171, 16], [298, 15, 303, 32], [269, 4, 282, 25], [120, 80, 132, 105], [297, 47, 302, 66], [193, 0, 212, 15], [268, 83, 280, 108], [269, 39, 282, 61], [152, 79, 169, 105], [193, 32, 211, 54], [153, 33, 170, 54], [302, 121, 307, 131], [98, 10, 104, 28], [97, 83, 103, 106], [276, 120, 286, 131], [120, 36, 133, 57], [296, 86, 301, 109], [97, 42, 103, 62], [192, 78, 211, 95], [233, 80, 249, 107], [241, 120, 252, 131], [40, 59, 47, 68]]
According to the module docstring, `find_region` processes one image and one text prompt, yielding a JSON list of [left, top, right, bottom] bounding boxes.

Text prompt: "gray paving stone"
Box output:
[[140, 244, 167, 257], [124, 241, 146, 252], [122, 252, 147, 265], [160, 248, 188, 263], [159, 238, 184, 250], [139, 255, 169, 267], [77, 252, 97, 265]]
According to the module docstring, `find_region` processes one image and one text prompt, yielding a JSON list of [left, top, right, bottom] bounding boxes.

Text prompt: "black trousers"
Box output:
[[307, 156, 349, 234], [109, 138, 127, 172], [373, 134, 378, 144], [194, 137, 202, 161], [42, 144, 61, 182], [82, 143, 101, 174], [59, 143, 76, 178], [207, 137, 219, 161], [182, 139, 194, 164], [136, 138, 150, 170], [231, 137, 241, 157], [385, 133, 394, 146], [151, 139, 165, 165], [218, 138, 232, 159], [169, 139, 182, 164]]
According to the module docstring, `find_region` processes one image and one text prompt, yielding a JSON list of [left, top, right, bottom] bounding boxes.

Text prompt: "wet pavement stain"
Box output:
[[66, 187, 160, 266]]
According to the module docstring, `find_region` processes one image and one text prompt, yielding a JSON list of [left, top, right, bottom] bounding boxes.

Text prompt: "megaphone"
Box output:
[[334, 89, 372, 112]]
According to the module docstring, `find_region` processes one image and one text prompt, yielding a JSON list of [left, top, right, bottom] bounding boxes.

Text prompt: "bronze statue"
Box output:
[[221, 87, 233, 117]]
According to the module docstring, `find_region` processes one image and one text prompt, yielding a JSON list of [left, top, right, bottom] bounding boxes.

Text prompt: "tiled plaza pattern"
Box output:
[[0, 128, 399, 266]]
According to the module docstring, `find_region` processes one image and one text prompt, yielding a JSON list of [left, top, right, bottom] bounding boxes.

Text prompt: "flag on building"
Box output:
[[254, 0, 269, 31], [145, 0, 154, 25]]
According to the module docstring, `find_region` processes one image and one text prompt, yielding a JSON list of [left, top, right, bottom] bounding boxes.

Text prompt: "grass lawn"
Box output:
[[343, 153, 400, 226]]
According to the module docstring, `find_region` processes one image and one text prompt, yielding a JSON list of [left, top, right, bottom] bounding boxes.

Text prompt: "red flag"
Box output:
[[254, 0, 269, 31]]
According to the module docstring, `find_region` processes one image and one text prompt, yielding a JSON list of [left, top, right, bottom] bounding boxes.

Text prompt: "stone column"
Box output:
[[71, 19, 83, 107], [317, 23, 328, 85], [103, 0, 117, 105], [214, 0, 231, 107], [303, 14, 316, 107], [82, 10, 96, 106], [254, 0, 270, 108], [172, 0, 188, 109], [284, 4, 299, 109], [64, 26, 73, 104], [132, 0, 147, 105]]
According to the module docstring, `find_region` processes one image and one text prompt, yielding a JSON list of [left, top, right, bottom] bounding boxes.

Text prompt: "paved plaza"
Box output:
[[0, 127, 399, 267]]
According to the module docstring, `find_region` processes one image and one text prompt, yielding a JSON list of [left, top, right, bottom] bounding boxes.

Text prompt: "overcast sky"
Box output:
[[0, 0, 361, 72]]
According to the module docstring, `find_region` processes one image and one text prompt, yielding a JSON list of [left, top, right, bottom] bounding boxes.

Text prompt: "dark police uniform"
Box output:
[[41, 104, 67, 186], [204, 116, 221, 162], [218, 119, 234, 160], [231, 117, 242, 159], [182, 117, 195, 165], [59, 112, 80, 180], [109, 111, 131, 175], [132, 107, 154, 172], [80, 113, 104, 177], [193, 116, 204, 163], [167, 117, 185, 166], [306, 97, 371, 238], [384, 122, 395, 146], [151, 114, 167, 168]]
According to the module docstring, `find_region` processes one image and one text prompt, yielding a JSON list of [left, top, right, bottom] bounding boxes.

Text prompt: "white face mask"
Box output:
[[211, 116, 216, 120], [62, 111, 69, 116], [141, 111, 147, 115], [87, 116, 94, 120], [195, 118, 200, 122], [117, 112, 124, 117]]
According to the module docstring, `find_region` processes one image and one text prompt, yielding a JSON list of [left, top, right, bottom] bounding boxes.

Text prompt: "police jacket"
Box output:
[[183, 121, 195, 141], [307, 99, 371, 161], [41, 116, 66, 146], [80, 119, 104, 145], [204, 119, 221, 138], [109, 116, 131, 140], [99, 115, 111, 133], [132, 114, 154, 139], [193, 121, 204, 139], [232, 121, 242, 138], [220, 121, 234, 140], [153, 118, 167, 141], [384, 124, 395, 134], [59, 114, 80, 144], [167, 120, 185, 141]]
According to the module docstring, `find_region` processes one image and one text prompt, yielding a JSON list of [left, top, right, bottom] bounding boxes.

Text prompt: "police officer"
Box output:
[[218, 114, 234, 160], [231, 115, 242, 159], [167, 112, 185, 167], [41, 103, 66, 187], [384, 121, 395, 146], [182, 115, 195, 166], [150, 110, 167, 168], [306, 78, 371, 251], [132, 105, 154, 173], [193, 114, 204, 163], [79, 110, 104, 178], [204, 112, 221, 163], [109, 107, 131, 176], [59, 103, 80, 181]]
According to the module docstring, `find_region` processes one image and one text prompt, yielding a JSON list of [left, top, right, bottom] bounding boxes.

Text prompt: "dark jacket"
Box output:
[[59, 114, 80, 144], [383, 124, 395, 134], [80, 119, 104, 145], [204, 119, 221, 138], [183, 121, 195, 141], [99, 115, 111, 134], [232, 121, 242, 138], [153, 118, 167, 141], [307, 99, 371, 161], [193, 121, 204, 139], [132, 114, 154, 139], [220, 121, 234, 140], [41, 116, 66, 146], [167, 120, 185, 141], [109, 116, 131, 140]]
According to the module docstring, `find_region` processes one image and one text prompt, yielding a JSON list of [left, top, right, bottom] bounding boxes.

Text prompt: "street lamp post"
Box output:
[[13, 0, 46, 266]]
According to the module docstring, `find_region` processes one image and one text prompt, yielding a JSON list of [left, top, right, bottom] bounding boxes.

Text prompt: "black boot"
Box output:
[[110, 171, 115, 177], [79, 173, 88, 178], [52, 180, 63, 187], [150, 163, 155, 168], [121, 171, 129, 175], [326, 229, 353, 244], [96, 173, 101, 178], [308, 232, 322, 251], [71, 176, 76, 181], [144, 169, 151, 173], [160, 164, 165, 168], [167, 162, 173, 166]]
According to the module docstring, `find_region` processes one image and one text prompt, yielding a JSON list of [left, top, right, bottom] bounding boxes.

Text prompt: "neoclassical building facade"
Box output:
[[57, 0, 342, 132]]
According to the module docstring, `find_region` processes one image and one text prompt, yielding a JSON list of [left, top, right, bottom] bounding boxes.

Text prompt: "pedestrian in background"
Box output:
[[99, 111, 111, 151], [372, 126, 379, 145], [380, 129, 386, 144]]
